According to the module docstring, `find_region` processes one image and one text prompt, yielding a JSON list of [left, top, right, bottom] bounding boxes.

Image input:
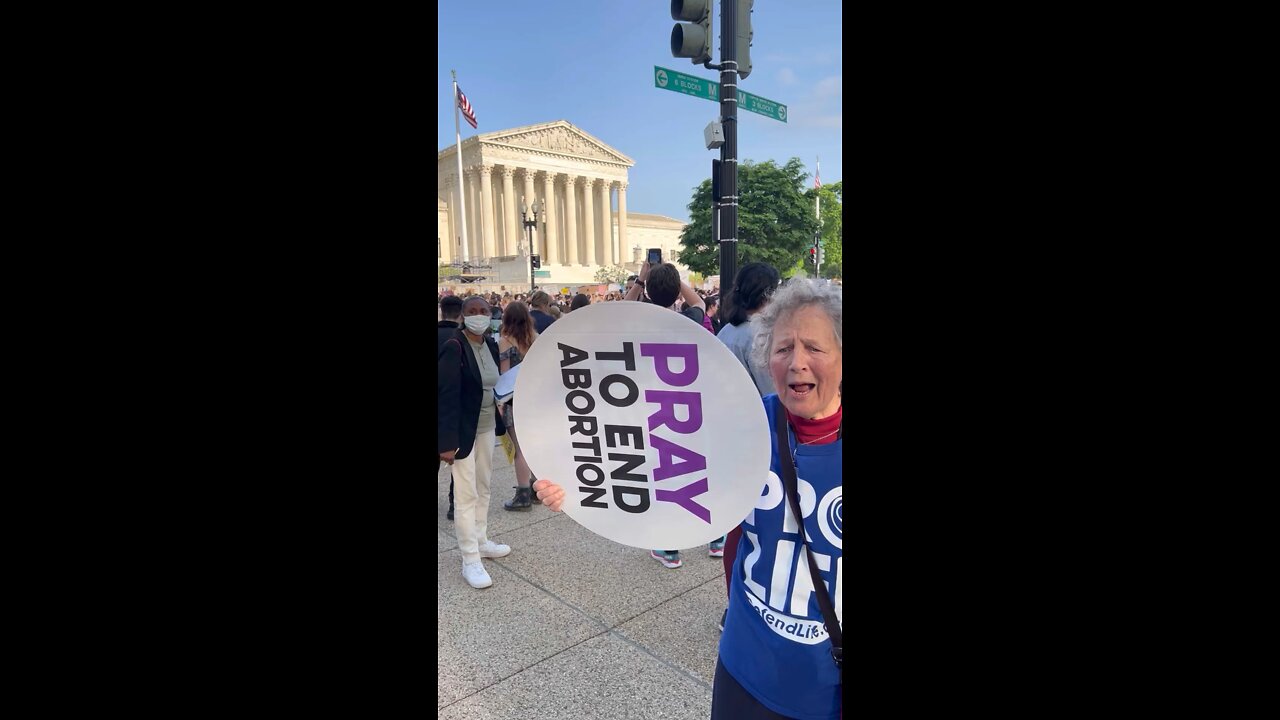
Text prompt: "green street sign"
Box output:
[[534, 270, 551, 278], [653, 66, 786, 123], [739, 90, 788, 123], [654, 65, 719, 102]]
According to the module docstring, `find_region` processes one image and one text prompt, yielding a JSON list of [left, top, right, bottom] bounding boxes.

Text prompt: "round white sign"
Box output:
[[516, 302, 772, 550]]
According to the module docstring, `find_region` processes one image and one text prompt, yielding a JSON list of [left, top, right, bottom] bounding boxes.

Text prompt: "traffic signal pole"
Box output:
[[672, 0, 750, 293], [718, 1, 739, 295]]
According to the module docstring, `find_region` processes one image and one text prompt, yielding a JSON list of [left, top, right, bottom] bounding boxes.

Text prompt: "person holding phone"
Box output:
[[622, 258, 722, 568]]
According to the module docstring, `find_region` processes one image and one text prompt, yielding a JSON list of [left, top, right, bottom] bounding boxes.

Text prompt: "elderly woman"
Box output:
[[535, 278, 843, 719]]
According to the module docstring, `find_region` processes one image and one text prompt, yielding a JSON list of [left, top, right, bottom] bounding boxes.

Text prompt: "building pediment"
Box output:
[[483, 121, 634, 166]]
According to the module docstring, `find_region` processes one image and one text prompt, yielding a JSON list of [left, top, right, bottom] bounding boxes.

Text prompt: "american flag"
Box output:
[[815, 162, 821, 188], [457, 85, 477, 129]]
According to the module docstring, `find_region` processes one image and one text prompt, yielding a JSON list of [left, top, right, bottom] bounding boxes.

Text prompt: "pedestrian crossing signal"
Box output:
[[531, 255, 541, 269]]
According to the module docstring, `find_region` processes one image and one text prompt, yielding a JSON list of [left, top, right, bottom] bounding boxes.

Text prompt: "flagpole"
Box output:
[[815, 156, 821, 278], [453, 70, 470, 264]]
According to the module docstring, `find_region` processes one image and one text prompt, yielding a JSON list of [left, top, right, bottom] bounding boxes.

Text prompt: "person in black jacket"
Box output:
[[439, 296, 511, 589], [438, 295, 464, 520]]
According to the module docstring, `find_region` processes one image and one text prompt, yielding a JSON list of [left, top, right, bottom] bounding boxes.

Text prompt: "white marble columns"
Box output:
[[564, 176, 579, 266], [441, 177, 456, 263], [502, 167, 518, 256], [522, 171, 537, 255], [581, 178, 597, 267], [449, 166, 631, 269], [477, 165, 496, 260], [542, 172, 559, 265], [617, 182, 628, 263], [597, 178, 613, 266]]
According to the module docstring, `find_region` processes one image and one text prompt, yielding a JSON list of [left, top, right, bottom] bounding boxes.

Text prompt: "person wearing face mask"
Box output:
[[439, 296, 512, 589]]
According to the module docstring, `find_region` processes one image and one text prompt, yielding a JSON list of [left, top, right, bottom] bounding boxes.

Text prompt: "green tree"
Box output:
[[676, 158, 821, 277], [805, 180, 842, 279], [593, 264, 630, 284]]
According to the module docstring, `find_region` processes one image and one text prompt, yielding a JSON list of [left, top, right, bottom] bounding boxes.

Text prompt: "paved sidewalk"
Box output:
[[438, 444, 725, 719]]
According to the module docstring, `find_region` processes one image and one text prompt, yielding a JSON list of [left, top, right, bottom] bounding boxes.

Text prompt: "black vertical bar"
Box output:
[[711, 157, 721, 278], [718, 0, 738, 294]]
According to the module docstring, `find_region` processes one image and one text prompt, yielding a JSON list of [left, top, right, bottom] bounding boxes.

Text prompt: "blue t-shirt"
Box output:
[[719, 395, 842, 720]]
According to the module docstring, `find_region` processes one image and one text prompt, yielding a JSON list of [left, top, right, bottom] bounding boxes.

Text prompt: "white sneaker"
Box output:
[[478, 540, 511, 558], [462, 560, 493, 588]]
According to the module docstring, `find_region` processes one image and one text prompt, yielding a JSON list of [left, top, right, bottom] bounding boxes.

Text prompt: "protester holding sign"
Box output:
[[439, 296, 513, 590], [536, 278, 843, 719]]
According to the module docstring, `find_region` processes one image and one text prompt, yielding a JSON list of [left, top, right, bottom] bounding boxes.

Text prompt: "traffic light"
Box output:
[[531, 254, 541, 269], [734, 0, 753, 79], [670, 0, 713, 65], [817, 247, 824, 264], [808, 247, 817, 265]]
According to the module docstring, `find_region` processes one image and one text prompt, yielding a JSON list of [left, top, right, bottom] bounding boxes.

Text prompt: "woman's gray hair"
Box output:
[[750, 278, 842, 371]]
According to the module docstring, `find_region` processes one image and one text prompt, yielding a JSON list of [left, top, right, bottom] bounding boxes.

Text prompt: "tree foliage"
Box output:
[[676, 158, 821, 277], [593, 264, 630, 284], [806, 180, 842, 279]]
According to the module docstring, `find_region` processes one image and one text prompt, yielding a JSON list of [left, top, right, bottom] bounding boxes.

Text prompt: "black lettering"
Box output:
[[579, 486, 608, 508], [608, 453, 647, 483], [604, 424, 645, 450], [613, 486, 651, 514], [566, 389, 595, 415], [594, 342, 636, 371], [572, 436, 603, 460], [562, 368, 591, 389], [600, 374, 639, 407], [577, 463, 605, 486], [567, 415, 598, 436], [559, 343, 589, 368]]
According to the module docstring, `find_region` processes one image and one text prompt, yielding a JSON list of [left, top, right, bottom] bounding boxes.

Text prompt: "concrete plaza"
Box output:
[[437, 444, 725, 719]]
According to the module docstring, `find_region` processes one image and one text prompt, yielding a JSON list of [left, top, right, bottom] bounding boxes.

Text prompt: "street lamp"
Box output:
[[521, 198, 542, 293]]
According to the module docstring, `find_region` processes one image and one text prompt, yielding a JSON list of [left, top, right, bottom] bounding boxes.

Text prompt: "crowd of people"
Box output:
[[439, 262, 843, 719], [438, 282, 725, 326]]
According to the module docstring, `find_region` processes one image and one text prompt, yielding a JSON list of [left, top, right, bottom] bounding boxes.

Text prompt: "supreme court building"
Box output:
[[437, 120, 688, 285]]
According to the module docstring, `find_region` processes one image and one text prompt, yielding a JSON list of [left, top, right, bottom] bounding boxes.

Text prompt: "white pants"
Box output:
[[451, 427, 495, 564]]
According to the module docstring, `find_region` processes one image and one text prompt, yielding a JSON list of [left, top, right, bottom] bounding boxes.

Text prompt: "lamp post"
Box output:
[[521, 198, 542, 293]]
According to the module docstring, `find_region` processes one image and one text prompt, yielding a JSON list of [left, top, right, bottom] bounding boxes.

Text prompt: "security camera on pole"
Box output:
[[671, 0, 753, 294]]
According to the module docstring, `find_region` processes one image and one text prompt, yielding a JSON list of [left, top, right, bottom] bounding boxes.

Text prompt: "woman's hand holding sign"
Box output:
[[532, 479, 565, 512]]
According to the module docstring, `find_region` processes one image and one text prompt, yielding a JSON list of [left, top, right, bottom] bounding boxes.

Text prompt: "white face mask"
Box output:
[[464, 315, 491, 334]]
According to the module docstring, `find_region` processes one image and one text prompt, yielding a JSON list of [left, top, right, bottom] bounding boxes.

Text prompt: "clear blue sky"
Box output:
[[438, 1, 842, 222]]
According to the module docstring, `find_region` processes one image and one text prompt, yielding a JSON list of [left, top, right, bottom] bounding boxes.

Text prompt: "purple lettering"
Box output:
[[645, 390, 703, 434], [650, 434, 707, 482], [641, 343, 700, 387], [655, 478, 711, 524]]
